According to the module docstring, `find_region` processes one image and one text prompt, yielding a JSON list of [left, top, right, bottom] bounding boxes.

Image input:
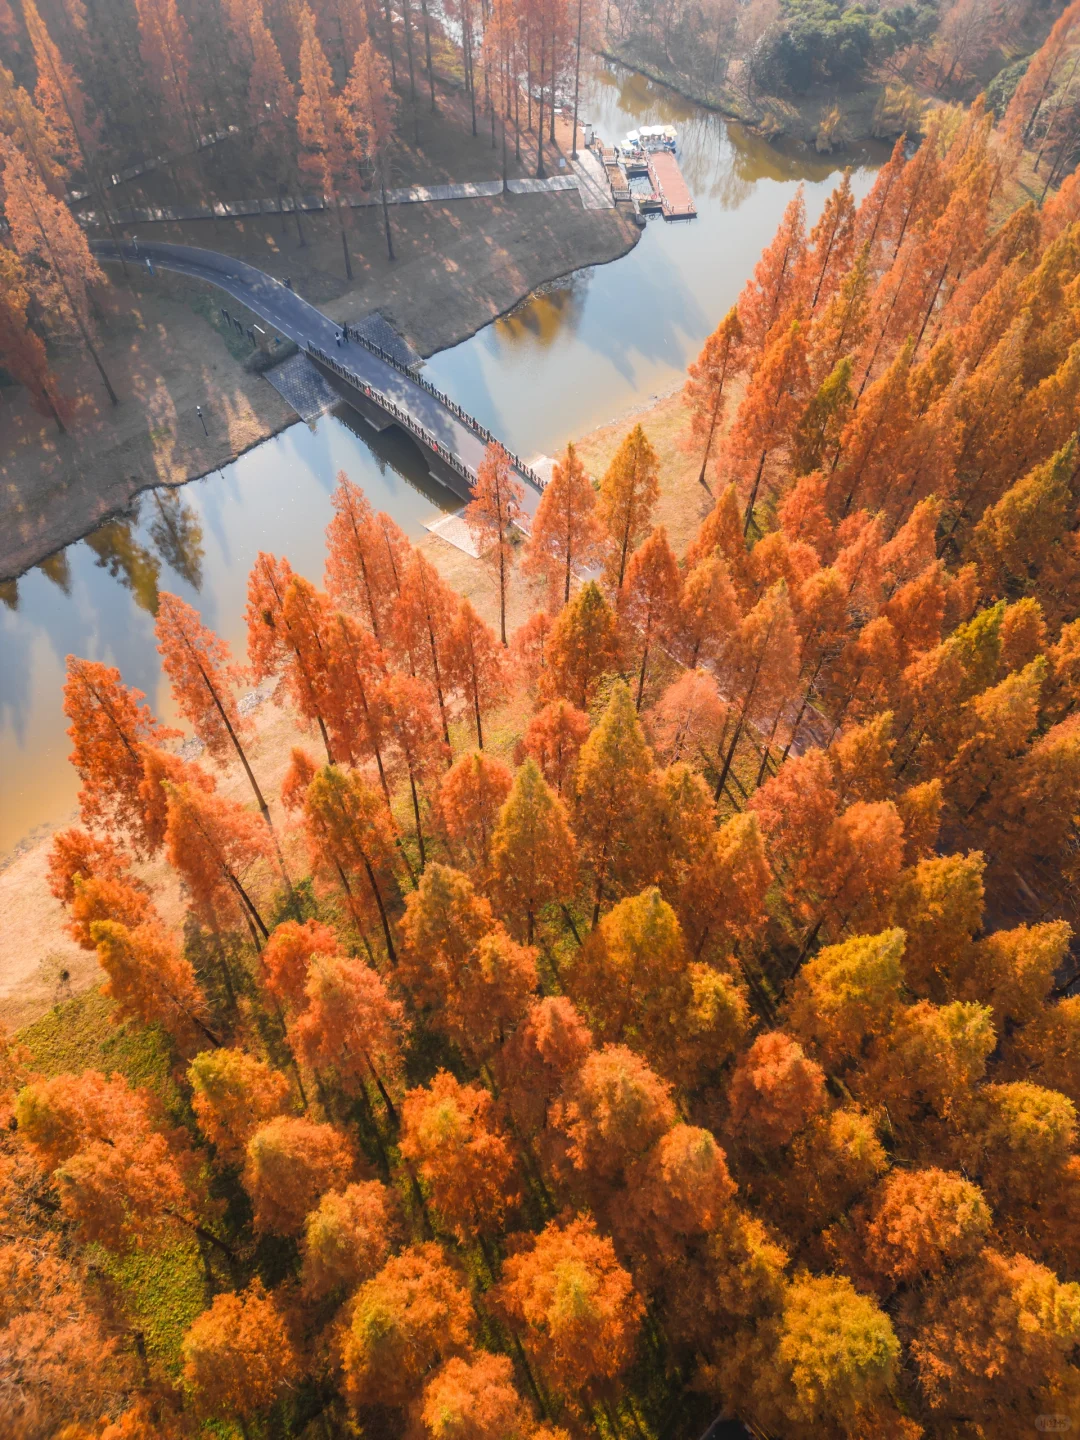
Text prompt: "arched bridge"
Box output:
[[90, 239, 545, 509]]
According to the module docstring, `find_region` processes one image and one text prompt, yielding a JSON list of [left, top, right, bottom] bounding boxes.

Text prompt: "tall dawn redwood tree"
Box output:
[[63, 656, 178, 849], [465, 441, 525, 645], [345, 38, 399, 261], [181, 1282, 300, 1432], [684, 306, 746, 487], [0, 247, 66, 430], [0, 137, 117, 405], [525, 440, 603, 609], [132, 0, 196, 144], [297, 3, 354, 278], [445, 598, 506, 750], [599, 423, 661, 592], [155, 593, 274, 829]]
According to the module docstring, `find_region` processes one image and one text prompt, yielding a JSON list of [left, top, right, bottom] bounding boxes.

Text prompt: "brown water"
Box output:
[[0, 66, 885, 857]]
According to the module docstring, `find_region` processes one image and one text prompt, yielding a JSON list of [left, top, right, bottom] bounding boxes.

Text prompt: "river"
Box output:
[[0, 65, 885, 858]]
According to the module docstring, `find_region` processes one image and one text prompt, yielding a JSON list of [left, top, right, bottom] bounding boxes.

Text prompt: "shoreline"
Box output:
[[0, 181, 640, 584], [0, 379, 694, 1028], [2, 230, 640, 586], [601, 46, 912, 149]]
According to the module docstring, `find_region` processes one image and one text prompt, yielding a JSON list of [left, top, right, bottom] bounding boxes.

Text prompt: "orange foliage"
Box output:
[[400, 1071, 519, 1239], [497, 1216, 644, 1393], [243, 1115, 353, 1234]]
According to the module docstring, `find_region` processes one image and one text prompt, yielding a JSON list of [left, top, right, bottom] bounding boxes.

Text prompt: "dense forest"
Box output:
[[608, 0, 1080, 153], [5, 0, 1080, 1437]]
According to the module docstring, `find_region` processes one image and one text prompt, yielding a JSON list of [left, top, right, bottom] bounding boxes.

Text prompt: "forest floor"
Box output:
[[0, 383, 716, 1034], [0, 92, 639, 583]]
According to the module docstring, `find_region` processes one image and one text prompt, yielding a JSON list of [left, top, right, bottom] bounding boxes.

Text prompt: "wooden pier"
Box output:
[[646, 149, 697, 220]]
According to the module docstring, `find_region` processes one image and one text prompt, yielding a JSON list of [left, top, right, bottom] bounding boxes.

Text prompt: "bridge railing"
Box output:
[[308, 344, 485, 489], [336, 329, 547, 491]]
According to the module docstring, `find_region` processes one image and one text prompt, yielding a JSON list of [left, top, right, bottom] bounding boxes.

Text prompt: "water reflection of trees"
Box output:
[[494, 269, 593, 350], [0, 579, 17, 611], [84, 504, 162, 615], [36, 551, 72, 594], [149, 490, 205, 591], [590, 62, 884, 210]]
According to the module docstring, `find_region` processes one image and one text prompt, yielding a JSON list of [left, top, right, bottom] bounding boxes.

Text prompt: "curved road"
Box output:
[[90, 238, 541, 513]]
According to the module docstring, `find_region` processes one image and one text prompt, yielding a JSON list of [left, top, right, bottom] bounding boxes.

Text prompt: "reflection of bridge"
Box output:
[[90, 239, 544, 510]]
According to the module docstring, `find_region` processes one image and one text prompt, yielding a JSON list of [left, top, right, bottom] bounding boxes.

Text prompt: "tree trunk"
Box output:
[[571, 0, 584, 158], [420, 0, 437, 110], [536, 28, 546, 176]]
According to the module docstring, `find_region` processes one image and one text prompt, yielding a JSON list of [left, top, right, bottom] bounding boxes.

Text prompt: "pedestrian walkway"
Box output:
[[423, 510, 483, 558], [572, 150, 616, 210], [262, 352, 340, 424], [74, 171, 604, 230], [507, 175, 579, 195]]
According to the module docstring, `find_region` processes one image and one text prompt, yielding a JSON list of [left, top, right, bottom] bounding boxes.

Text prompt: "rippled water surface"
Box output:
[[0, 66, 886, 855]]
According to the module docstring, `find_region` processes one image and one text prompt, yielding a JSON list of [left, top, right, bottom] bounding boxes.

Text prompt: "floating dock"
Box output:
[[646, 149, 697, 220]]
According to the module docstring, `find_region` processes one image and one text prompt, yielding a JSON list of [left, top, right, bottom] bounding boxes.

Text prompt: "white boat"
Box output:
[[625, 124, 677, 152]]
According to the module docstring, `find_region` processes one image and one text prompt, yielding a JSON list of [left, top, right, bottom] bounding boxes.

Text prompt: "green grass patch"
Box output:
[[18, 985, 179, 1105], [183, 285, 256, 363], [94, 1233, 211, 1373]]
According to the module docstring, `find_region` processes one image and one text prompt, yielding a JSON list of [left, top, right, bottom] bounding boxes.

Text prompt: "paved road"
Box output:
[[90, 238, 542, 514]]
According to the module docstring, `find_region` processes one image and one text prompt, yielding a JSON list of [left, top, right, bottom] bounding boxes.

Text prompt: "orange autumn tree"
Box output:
[[445, 598, 506, 749], [181, 1282, 300, 1428], [91, 918, 218, 1053], [0, 135, 118, 405], [575, 681, 658, 924], [63, 656, 177, 850], [416, 1354, 535, 1440], [684, 305, 745, 486], [243, 1115, 352, 1234], [525, 440, 604, 608], [296, 3, 354, 276], [341, 1244, 475, 1408], [245, 552, 335, 763], [599, 424, 661, 591], [736, 185, 808, 354], [324, 473, 408, 643], [520, 696, 591, 795], [132, 0, 195, 143], [400, 1071, 519, 1241], [391, 551, 459, 749], [490, 757, 577, 943], [164, 781, 273, 946], [290, 951, 407, 1118], [621, 525, 681, 709], [301, 1180, 398, 1299], [496, 1216, 644, 1395], [438, 749, 513, 874], [466, 440, 524, 645], [155, 592, 275, 829], [301, 764, 400, 960], [543, 580, 620, 709], [15, 1071, 210, 1252], [0, 247, 66, 429], [188, 1048, 291, 1162], [344, 37, 399, 261]]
